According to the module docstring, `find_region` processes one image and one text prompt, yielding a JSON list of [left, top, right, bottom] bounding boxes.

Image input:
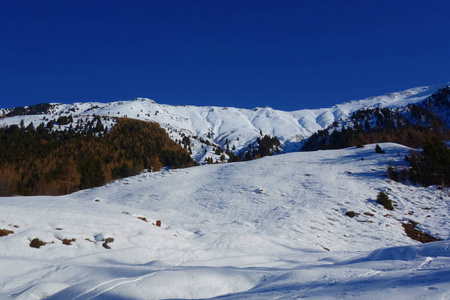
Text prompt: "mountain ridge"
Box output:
[[1, 82, 448, 163]]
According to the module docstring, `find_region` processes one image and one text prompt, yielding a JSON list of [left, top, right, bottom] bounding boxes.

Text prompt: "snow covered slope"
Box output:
[[1, 83, 448, 162], [0, 143, 449, 299]]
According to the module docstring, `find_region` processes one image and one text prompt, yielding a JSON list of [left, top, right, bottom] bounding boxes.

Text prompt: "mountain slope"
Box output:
[[302, 86, 450, 151], [1, 83, 448, 163], [0, 143, 449, 299]]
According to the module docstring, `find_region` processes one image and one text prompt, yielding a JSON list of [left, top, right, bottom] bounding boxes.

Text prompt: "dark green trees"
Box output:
[[78, 159, 105, 189], [241, 135, 281, 160], [408, 136, 450, 186], [377, 191, 394, 210]]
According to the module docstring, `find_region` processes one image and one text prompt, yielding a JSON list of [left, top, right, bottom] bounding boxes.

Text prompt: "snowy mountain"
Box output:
[[1, 84, 450, 298], [303, 85, 450, 151], [1, 82, 448, 163], [0, 143, 449, 299]]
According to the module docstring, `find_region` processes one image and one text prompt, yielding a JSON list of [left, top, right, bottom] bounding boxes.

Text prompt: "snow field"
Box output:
[[0, 143, 449, 298]]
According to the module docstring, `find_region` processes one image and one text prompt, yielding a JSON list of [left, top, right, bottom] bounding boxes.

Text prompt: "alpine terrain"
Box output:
[[0, 83, 449, 299]]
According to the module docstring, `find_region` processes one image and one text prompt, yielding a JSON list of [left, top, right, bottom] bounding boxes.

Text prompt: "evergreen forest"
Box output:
[[0, 118, 195, 196]]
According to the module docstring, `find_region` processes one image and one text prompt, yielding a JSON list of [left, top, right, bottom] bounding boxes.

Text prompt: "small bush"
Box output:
[[30, 238, 46, 248], [375, 144, 385, 154], [345, 211, 358, 218], [377, 191, 393, 210]]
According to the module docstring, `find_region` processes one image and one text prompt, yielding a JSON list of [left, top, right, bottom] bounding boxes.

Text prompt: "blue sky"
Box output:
[[1, 0, 449, 111]]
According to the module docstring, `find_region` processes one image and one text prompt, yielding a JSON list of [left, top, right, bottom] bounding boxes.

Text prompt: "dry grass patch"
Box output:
[[402, 221, 441, 243], [60, 238, 76, 245], [0, 229, 14, 237]]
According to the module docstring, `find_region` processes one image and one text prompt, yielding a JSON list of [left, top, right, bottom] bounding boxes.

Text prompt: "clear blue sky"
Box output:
[[1, 0, 449, 111]]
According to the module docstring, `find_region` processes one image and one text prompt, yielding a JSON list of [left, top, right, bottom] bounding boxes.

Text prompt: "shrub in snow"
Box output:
[[377, 191, 393, 210], [375, 144, 385, 154], [345, 211, 358, 218], [30, 238, 46, 249]]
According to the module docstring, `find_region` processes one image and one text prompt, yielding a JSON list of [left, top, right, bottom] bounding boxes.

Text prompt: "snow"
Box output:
[[1, 143, 449, 299]]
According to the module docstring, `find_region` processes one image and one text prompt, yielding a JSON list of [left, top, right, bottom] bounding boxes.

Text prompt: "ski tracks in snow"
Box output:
[[72, 277, 132, 300], [71, 247, 197, 300]]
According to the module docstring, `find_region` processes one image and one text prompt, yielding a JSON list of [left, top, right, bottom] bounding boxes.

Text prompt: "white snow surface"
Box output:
[[1, 83, 448, 162], [1, 143, 450, 299]]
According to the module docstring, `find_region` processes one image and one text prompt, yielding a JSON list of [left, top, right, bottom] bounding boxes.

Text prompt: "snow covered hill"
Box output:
[[1, 83, 448, 163], [0, 143, 449, 299]]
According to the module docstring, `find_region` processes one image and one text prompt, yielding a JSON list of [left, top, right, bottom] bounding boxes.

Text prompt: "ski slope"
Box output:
[[0, 143, 449, 299]]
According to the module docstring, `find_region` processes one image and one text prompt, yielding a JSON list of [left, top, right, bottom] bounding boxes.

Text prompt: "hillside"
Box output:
[[303, 86, 450, 151], [0, 143, 449, 299], [0, 118, 195, 196], [1, 83, 448, 163]]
